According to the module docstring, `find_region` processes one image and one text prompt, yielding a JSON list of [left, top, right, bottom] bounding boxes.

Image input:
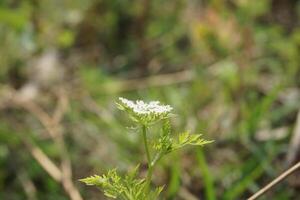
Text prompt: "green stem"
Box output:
[[146, 166, 154, 190], [146, 152, 163, 192], [142, 125, 151, 164], [142, 125, 152, 190], [142, 126, 164, 193], [151, 152, 162, 167]]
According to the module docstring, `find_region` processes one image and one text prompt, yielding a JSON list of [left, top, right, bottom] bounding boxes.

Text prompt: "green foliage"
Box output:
[[153, 120, 173, 154], [154, 120, 213, 155], [172, 132, 213, 150], [81, 98, 211, 199], [80, 167, 163, 200]]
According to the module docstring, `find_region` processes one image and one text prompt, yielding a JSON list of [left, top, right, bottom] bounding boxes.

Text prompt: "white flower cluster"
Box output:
[[118, 97, 173, 115]]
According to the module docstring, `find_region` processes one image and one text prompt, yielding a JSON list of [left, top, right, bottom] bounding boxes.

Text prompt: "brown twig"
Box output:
[[10, 89, 83, 200], [100, 69, 195, 94], [286, 110, 300, 165], [25, 140, 62, 182], [248, 161, 300, 200], [18, 169, 38, 200], [178, 187, 198, 200]]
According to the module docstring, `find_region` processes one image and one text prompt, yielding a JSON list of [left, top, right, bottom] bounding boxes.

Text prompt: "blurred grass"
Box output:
[[0, 0, 300, 199], [196, 149, 216, 200]]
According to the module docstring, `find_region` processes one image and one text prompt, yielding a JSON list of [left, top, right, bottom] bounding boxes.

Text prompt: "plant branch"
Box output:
[[248, 161, 300, 200], [146, 151, 163, 191]]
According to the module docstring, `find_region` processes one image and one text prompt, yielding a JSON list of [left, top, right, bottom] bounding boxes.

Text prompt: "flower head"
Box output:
[[117, 97, 173, 125]]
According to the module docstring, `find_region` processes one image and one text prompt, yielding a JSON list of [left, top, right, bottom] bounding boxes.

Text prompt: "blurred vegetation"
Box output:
[[0, 0, 300, 199]]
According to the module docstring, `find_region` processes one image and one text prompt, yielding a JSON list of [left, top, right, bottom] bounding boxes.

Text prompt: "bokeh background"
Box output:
[[1, 0, 300, 199]]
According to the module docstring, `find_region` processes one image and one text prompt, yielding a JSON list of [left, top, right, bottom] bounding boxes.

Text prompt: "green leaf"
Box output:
[[80, 166, 163, 200], [153, 120, 173, 154], [172, 132, 213, 150], [80, 175, 103, 186]]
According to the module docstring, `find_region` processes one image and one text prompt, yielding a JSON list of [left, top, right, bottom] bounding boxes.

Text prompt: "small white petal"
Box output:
[[119, 97, 173, 116]]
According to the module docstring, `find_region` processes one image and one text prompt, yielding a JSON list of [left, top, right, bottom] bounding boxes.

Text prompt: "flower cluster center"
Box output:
[[119, 97, 173, 115]]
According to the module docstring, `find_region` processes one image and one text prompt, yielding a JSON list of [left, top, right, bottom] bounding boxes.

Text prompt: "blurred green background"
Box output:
[[0, 0, 300, 199]]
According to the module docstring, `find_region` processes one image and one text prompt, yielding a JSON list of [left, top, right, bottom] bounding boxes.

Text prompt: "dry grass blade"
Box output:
[[6, 88, 83, 200], [286, 109, 300, 165], [248, 161, 300, 200], [18, 170, 38, 200], [178, 187, 198, 200], [101, 69, 195, 93], [25, 140, 62, 182], [248, 109, 300, 200]]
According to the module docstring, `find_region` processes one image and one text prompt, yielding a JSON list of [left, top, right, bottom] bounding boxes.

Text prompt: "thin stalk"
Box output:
[[142, 125, 151, 164], [151, 152, 162, 167], [147, 153, 163, 184], [142, 125, 152, 191], [146, 166, 154, 190], [248, 161, 300, 200]]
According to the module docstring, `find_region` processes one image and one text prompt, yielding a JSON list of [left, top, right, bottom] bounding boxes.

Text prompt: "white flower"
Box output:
[[117, 97, 173, 124]]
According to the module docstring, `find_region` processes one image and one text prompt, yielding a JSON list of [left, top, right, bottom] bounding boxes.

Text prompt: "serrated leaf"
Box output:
[[80, 167, 162, 200], [79, 175, 103, 186], [172, 132, 213, 150]]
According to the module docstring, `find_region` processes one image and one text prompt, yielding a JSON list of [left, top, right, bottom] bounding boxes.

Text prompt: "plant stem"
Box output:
[[248, 161, 300, 200], [146, 152, 163, 189], [142, 125, 151, 164], [142, 125, 152, 191], [146, 165, 154, 190]]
